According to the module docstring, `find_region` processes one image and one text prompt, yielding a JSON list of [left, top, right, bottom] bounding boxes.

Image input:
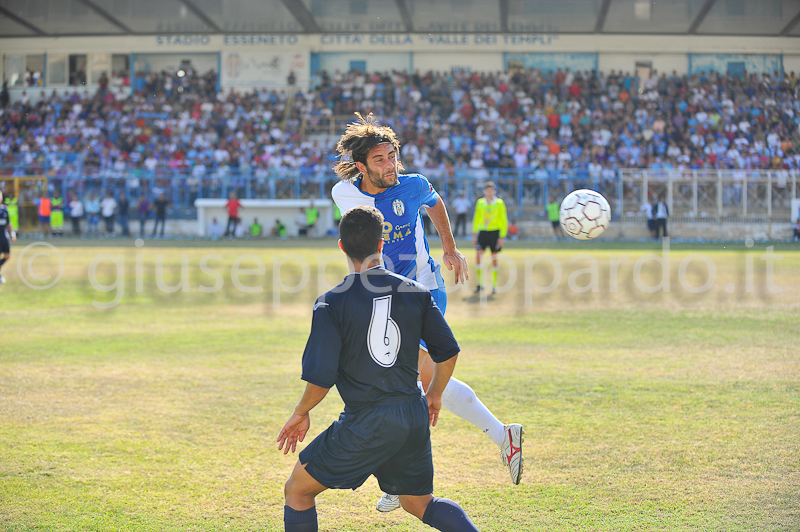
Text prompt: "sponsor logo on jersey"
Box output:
[[392, 199, 405, 217], [381, 221, 412, 244]]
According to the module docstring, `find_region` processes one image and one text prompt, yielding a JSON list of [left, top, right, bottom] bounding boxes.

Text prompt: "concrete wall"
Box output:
[[598, 53, 688, 76], [3, 33, 797, 87], [518, 221, 795, 241], [55, 218, 795, 241], [784, 54, 800, 74], [2, 34, 797, 55], [413, 52, 503, 74], [134, 52, 219, 74]]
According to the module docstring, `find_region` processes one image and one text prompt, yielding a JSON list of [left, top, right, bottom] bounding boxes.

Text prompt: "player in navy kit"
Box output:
[[278, 206, 480, 532], [331, 115, 523, 512], [0, 191, 17, 285]]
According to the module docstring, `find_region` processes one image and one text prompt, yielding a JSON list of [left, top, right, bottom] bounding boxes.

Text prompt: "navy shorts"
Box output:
[[0, 237, 8, 254], [300, 395, 434, 496]]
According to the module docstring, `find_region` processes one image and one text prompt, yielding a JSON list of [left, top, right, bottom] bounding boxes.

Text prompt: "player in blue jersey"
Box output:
[[278, 206, 481, 532], [0, 191, 17, 285], [331, 115, 523, 512]]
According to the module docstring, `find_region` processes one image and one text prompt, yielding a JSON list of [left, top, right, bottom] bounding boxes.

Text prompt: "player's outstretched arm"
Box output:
[[425, 354, 458, 427], [277, 382, 329, 454], [426, 195, 469, 284]]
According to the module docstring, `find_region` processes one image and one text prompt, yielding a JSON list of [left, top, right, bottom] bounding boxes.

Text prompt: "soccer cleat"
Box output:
[[376, 493, 401, 513], [491, 286, 497, 294], [499, 423, 524, 485], [473, 285, 483, 293]]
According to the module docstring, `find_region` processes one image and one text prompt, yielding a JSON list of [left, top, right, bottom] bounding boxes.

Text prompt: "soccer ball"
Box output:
[[559, 189, 611, 240]]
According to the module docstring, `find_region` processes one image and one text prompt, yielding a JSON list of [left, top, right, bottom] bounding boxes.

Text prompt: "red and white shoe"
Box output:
[[499, 423, 524, 485]]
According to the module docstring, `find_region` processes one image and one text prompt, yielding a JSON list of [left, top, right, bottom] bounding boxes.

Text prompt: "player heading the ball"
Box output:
[[331, 115, 524, 515]]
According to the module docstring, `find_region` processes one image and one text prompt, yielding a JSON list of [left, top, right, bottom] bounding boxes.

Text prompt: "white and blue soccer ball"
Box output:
[[559, 189, 612, 240]]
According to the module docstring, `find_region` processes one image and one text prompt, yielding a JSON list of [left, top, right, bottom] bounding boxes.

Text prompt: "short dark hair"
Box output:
[[339, 206, 384, 263]]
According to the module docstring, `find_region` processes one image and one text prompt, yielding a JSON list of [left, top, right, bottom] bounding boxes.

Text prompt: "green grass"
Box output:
[[1, 243, 799, 531]]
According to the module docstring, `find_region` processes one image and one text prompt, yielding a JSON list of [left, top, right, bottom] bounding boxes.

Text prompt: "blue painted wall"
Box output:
[[503, 53, 598, 73], [688, 54, 782, 76]]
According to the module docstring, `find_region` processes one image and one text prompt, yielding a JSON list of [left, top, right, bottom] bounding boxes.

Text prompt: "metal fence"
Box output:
[[2, 161, 798, 222]]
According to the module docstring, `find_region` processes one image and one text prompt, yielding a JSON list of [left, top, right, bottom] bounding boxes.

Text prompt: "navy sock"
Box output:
[[0, 256, 5, 269], [284, 505, 317, 532], [422, 497, 480, 532]]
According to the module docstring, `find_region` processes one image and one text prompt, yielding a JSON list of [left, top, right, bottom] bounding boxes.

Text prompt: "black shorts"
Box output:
[[299, 395, 433, 496], [0, 237, 9, 254], [551, 220, 560, 228], [647, 219, 657, 231], [476, 230, 502, 253]]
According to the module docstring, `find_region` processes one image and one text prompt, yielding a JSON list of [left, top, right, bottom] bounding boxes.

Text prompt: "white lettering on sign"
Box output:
[[320, 34, 364, 45], [223, 34, 300, 46], [503, 34, 558, 46], [369, 34, 414, 45], [155, 35, 212, 46]]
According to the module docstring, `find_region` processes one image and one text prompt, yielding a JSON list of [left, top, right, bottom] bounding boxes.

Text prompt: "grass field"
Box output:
[[1, 239, 799, 531]]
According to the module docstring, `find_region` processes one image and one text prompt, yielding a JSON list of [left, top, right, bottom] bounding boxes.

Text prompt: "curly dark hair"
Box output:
[[333, 112, 405, 180]]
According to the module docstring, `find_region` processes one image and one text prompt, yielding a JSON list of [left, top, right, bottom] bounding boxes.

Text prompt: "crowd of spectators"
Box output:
[[1, 65, 799, 186]]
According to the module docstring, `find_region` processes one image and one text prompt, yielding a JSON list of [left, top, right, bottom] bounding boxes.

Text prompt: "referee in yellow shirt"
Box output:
[[472, 181, 508, 294]]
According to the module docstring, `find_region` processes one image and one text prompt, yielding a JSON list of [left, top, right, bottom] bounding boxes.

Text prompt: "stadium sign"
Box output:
[[155, 35, 213, 46]]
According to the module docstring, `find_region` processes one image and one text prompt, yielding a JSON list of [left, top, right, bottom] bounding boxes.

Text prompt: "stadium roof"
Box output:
[[0, 0, 799, 38]]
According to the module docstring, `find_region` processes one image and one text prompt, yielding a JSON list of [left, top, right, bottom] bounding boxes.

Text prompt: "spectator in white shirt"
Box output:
[[68, 192, 83, 236], [100, 191, 118, 236], [655, 195, 669, 239], [451, 192, 472, 238]]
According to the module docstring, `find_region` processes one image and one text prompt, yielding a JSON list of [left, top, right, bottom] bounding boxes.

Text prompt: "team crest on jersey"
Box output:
[[392, 199, 405, 217]]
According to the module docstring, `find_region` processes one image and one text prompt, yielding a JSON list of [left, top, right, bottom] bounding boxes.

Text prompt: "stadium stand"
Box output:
[[1, 66, 799, 236], [2, 68, 798, 175]]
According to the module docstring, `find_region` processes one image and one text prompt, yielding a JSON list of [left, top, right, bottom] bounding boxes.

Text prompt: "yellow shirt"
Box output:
[[473, 197, 508, 238]]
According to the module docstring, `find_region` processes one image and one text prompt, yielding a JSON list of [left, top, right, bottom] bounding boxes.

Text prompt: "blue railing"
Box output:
[[1, 162, 618, 219], [3, 160, 795, 219]]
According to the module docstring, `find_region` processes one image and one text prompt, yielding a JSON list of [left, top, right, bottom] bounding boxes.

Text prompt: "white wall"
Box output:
[[412, 53, 503, 74], [195, 199, 333, 237], [783, 55, 800, 75], [1, 34, 797, 55], [2, 33, 799, 89], [598, 53, 688, 76], [134, 53, 218, 74], [221, 51, 309, 89]]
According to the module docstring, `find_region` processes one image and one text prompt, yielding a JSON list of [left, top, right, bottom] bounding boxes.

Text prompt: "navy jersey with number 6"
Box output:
[[301, 266, 459, 412], [0, 205, 9, 240]]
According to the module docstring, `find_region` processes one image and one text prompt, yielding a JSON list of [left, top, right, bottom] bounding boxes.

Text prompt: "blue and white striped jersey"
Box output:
[[332, 174, 440, 290]]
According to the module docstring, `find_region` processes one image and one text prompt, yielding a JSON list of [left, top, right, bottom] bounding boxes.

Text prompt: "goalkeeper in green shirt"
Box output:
[[472, 181, 508, 294]]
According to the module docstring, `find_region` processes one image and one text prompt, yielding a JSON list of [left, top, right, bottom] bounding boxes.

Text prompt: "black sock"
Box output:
[[0, 256, 6, 270], [284, 505, 317, 532], [422, 497, 480, 532]]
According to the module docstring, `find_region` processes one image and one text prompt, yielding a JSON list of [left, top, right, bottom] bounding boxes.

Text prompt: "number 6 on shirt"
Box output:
[[368, 295, 401, 367]]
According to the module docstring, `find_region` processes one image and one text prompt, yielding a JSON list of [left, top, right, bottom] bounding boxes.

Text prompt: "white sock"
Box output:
[[441, 377, 506, 447]]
